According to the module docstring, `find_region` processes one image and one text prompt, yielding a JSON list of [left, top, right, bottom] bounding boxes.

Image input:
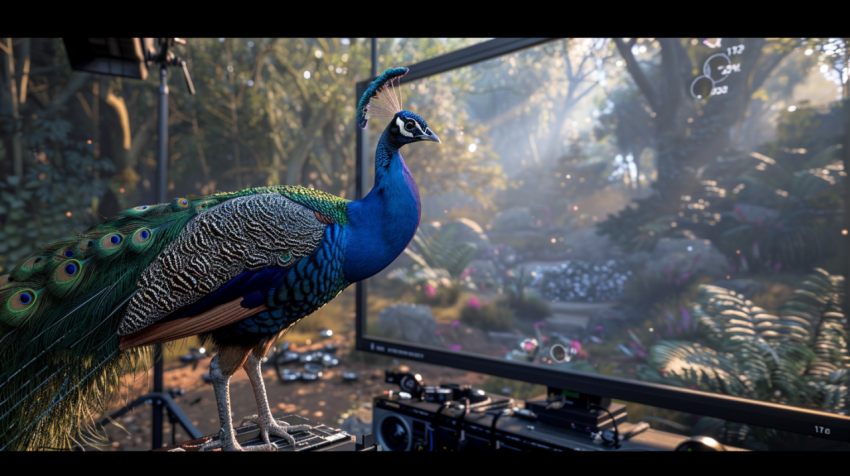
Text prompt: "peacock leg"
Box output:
[[241, 350, 312, 448], [200, 347, 269, 452]]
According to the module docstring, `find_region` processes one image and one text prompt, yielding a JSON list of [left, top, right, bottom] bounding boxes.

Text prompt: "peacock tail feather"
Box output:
[[0, 185, 349, 450]]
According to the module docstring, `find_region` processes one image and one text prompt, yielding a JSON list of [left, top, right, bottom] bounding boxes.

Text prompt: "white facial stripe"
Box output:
[[414, 121, 426, 135], [397, 117, 413, 138]]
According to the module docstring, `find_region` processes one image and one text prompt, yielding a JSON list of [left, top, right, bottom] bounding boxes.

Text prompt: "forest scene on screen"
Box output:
[[362, 38, 850, 446]]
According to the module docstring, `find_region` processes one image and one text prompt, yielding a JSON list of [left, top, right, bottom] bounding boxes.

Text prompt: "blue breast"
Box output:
[[342, 150, 421, 283]]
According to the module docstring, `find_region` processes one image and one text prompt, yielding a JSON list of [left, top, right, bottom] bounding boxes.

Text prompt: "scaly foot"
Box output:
[[242, 413, 312, 448], [197, 428, 278, 452]]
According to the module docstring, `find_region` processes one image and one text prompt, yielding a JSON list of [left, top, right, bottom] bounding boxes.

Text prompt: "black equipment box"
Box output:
[[157, 414, 378, 452], [372, 391, 744, 451]]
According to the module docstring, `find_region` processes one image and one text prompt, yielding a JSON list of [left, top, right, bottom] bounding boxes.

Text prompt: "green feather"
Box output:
[[0, 186, 351, 450]]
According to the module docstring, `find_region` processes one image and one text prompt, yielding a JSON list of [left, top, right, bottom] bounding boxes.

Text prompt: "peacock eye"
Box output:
[[404, 121, 415, 131], [134, 205, 149, 211], [133, 228, 152, 244], [102, 233, 124, 250], [11, 289, 36, 310], [64, 263, 78, 276], [55, 259, 81, 283], [178, 198, 189, 208], [64, 250, 73, 258]]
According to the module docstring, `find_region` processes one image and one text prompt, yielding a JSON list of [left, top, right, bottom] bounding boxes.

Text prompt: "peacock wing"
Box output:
[[117, 193, 327, 335]]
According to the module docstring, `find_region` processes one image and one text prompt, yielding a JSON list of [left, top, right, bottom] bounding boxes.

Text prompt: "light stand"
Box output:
[[142, 38, 198, 449], [66, 38, 201, 449]]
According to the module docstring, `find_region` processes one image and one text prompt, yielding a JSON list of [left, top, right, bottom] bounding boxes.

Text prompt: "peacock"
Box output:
[[0, 67, 439, 451]]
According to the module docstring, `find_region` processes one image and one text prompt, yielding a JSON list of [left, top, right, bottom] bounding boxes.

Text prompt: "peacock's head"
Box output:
[[357, 67, 440, 147], [387, 111, 440, 147]]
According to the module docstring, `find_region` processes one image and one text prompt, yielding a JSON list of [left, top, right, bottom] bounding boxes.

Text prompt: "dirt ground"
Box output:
[[94, 330, 493, 451]]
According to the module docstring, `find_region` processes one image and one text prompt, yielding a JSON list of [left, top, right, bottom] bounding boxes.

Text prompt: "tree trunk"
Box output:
[[5, 38, 23, 194]]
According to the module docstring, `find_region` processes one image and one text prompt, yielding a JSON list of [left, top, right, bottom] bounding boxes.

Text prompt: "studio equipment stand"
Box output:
[[93, 38, 199, 449]]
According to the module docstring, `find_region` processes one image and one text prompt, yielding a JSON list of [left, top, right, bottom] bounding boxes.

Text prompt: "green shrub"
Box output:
[[460, 298, 514, 331], [507, 293, 552, 319]]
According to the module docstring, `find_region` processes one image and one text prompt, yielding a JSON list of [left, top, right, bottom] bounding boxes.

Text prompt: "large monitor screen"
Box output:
[[360, 38, 849, 420]]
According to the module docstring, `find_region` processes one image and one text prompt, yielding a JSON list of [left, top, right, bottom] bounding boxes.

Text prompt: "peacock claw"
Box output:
[[242, 414, 312, 448]]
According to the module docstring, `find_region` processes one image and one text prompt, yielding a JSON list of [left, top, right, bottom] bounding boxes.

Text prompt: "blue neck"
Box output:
[[343, 130, 421, 282]]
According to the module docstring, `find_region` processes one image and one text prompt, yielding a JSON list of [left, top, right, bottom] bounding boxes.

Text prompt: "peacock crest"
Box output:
[[357, 67, 408, 128]]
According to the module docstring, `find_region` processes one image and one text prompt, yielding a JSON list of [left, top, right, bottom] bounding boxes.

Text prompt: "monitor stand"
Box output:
[[523, 387, 628, 435]]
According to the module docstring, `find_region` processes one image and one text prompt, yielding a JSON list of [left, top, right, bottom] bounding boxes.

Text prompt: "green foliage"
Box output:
[[460, 298, 514, 332], [407, 225, 479, 279], [387, 223, 479, 303], [640, 269, 849, 417]]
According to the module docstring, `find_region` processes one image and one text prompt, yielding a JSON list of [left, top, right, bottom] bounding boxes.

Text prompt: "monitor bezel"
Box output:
[[353, 37, 850, 443]]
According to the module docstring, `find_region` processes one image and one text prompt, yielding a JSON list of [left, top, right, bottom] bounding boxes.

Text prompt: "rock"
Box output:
[[491, 207, 534, 231], [647, 238, 728, 279], [377, 304, 444, 348], [544, 315, 589, 332]]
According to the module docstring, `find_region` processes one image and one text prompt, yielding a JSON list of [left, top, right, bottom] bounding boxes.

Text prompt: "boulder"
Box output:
[[491, 207, 535, 231], [377, 304, 444, 348]]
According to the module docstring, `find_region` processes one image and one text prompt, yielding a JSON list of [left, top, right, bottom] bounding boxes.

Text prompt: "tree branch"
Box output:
[[613, 38, 658, 112]]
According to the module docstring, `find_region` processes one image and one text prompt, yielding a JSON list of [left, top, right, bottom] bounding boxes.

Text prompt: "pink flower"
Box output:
[[450, 345, 462, 351], [435, 330, 441, 335], [467, 297, 481, 310], [425, 285, 436, 297], [452, 321, 460, 327], [570, 341, 582, 352], [460, 269, 470, 279]]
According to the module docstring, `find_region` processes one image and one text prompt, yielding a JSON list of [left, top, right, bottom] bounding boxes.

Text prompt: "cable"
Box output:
[[590, 403, 620, 449], [455, 398, 470, 451], [428, 402, 449, 451], [489, 408, 509, 451]]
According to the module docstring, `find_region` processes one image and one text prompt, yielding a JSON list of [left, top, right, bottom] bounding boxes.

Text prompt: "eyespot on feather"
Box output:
[[8, 289, 37, 312], [195, 200, 215, 212], [78, 239, 96, 252], [101, 233, 124, 250], [55, 260, 81, 283], [133, 228, 153, 245], [22, 255, 48, 271], [134, 205, 150, 211], [176, 198, 190, 208], [55, 247, 75, 260]]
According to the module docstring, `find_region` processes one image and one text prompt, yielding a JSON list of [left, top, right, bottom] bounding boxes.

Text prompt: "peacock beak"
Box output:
[[421, 130, 441, 143]]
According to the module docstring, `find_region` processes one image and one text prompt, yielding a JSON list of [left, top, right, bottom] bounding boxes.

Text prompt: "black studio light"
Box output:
[[63, 38, 149, 80], [62, 38, 198, 450]]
